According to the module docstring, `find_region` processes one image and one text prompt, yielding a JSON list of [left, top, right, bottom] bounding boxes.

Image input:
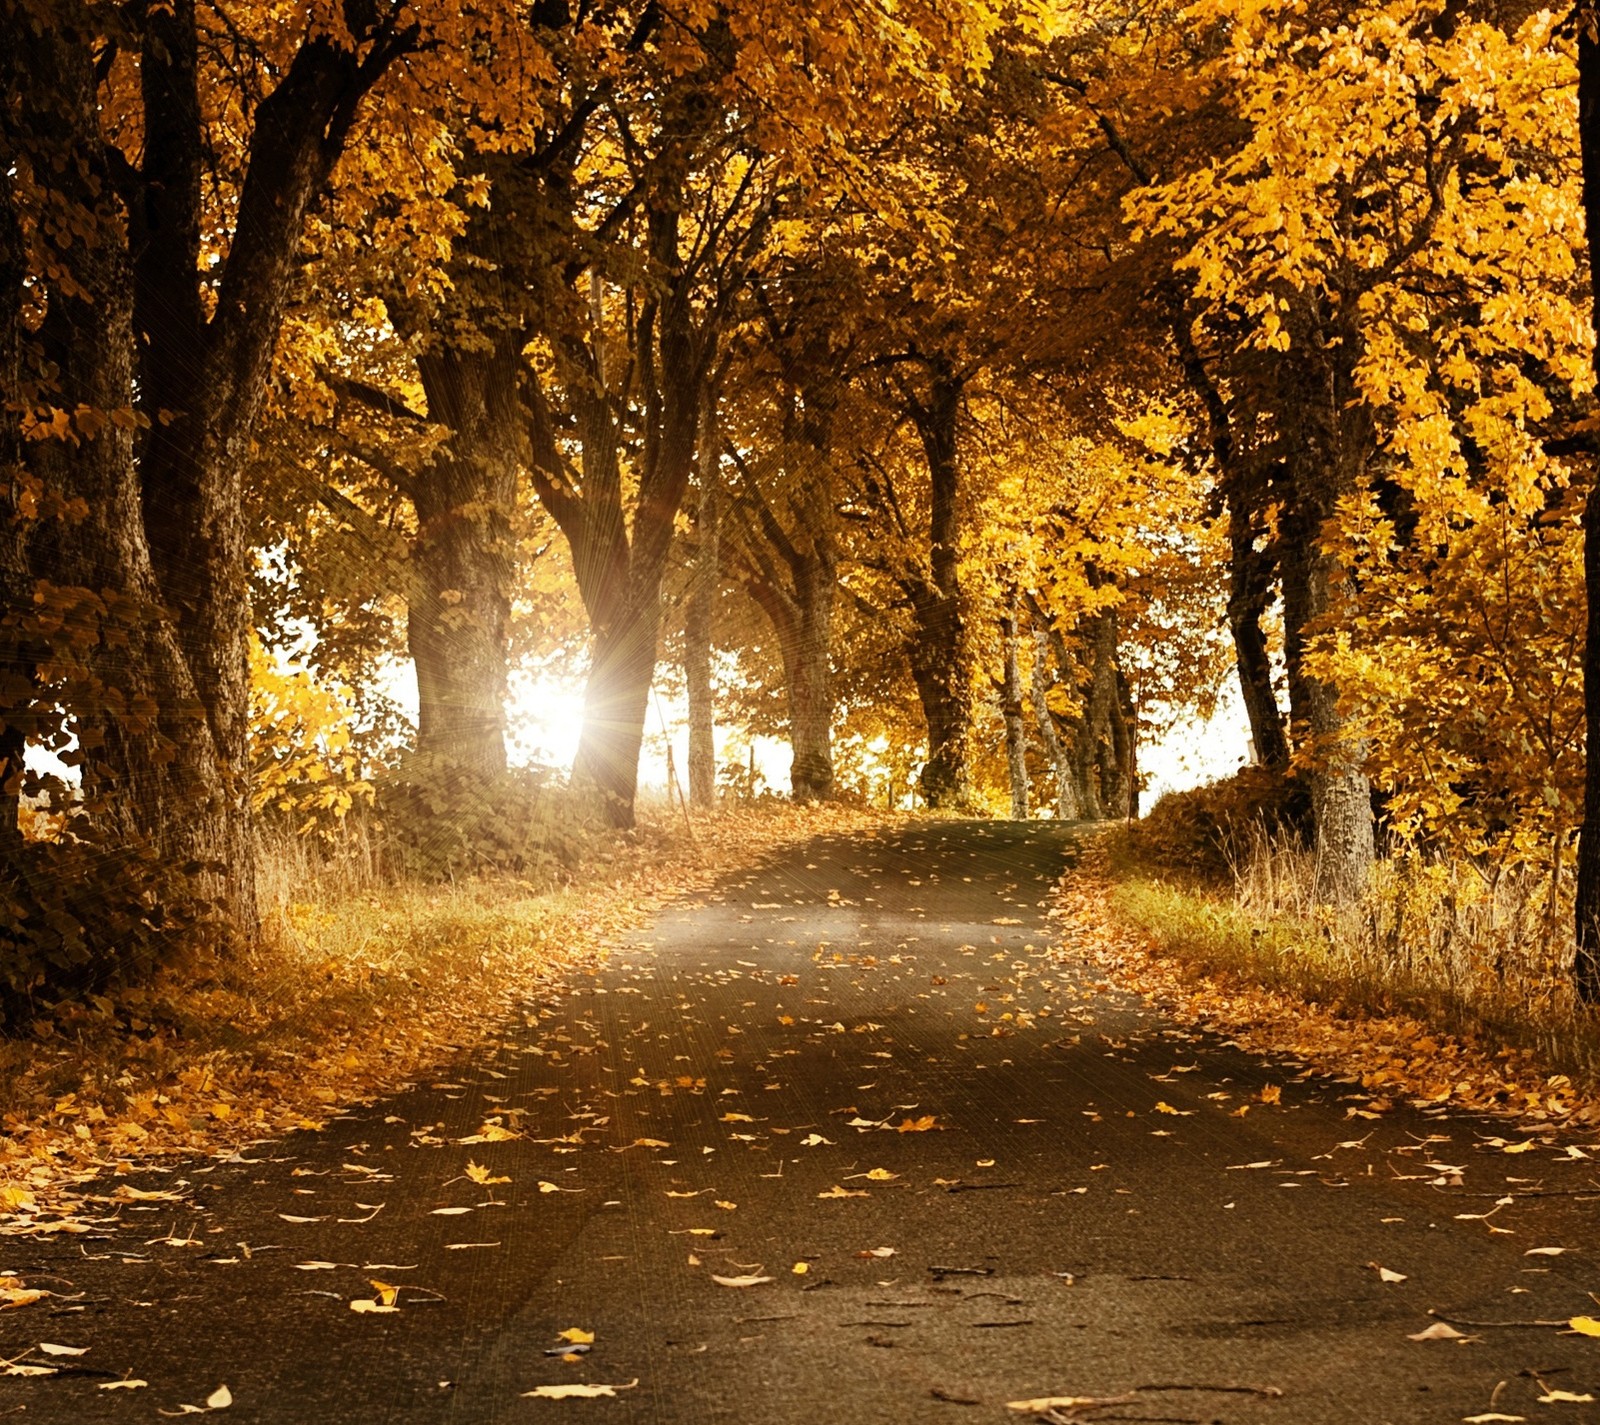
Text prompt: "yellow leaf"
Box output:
[[557, 1328, 595, 1345], [522, 1381, 638, 1399], [1567, 1316, 1600, 1337]]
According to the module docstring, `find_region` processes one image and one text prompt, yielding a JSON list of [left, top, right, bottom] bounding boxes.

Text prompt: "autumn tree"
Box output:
[[1, 0, 423, 973]]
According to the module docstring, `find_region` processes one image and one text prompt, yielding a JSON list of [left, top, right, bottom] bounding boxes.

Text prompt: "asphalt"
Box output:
[[4, 820, 1600, 1424]]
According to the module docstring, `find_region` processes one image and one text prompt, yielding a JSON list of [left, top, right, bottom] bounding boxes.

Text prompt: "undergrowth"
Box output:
[[1108, 772, 1600, 1092]]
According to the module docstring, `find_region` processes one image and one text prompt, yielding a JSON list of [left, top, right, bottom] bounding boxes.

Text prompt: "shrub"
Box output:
[[1129, 766, 1312, 880], [370, 756, 598, 885]]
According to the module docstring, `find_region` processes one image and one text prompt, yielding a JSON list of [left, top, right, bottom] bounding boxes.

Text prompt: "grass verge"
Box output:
[[1066, 831, 1600, 1134], [0, 802, 892, 1229]]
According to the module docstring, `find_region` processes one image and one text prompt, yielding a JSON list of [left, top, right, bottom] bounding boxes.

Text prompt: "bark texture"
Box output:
[[902, 365, 970, 809], [1278, 340, 1376, 906], [727, 389, 838, 802], [685, 386, 720, 808], [1174, 307, 1289, 769], [529, 210, 705, 827], [1031, 629, 1079, 819], [1574, 9, 1600, 1002], [405, 330, 523, 776], [1000, 600, 1029, 819]]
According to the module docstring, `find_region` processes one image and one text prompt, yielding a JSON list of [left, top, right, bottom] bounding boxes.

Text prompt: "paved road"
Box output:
[[5, 821, 1600, 1423]]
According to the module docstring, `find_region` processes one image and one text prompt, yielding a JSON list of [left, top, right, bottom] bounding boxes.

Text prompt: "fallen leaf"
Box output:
[[896, 1116, 937, 1133], [1462, 1415, 1525, 1423], [99, 1380, 147, 1391], [1523, 1247, 1566, 1257], [1371, 1264, 1407, 1283], [430, 1207, 473, 1216], [1566, 1316, 1600, 1337], [818, 1186, 868, 1199], [859, 1247, 897, 1259], [207, 1385, 232, 1409], [863, 1169, 898, 1181], [557, 1328, 595, 1345], [792, 1262, 808, 1275], [464, 1162, 510, 1187], [457, 1124, 519, 1145], [521, 1380, 638, 1399], [0, 1286, 46, 1309], [277, 1214, 325, 1224], [350, 1300, 398, 1314], [1538, 1391, 1595, 1404], [38, 1343, 88, 1356], [710, 1274, 773, 1288], [3, 1364, 57, 1377], [1408, 1322, 1470, 1341]]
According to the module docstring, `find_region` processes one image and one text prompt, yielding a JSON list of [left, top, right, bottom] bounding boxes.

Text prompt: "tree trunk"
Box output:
[[573, 598, 662, 827], [1174, 305, 1289, 769], [1031, 629, 1079, 819], [685, 386, 720, 808], [786, 555, 835, 801], [1000, 599, 1028, 819], [406, 332, 522, 776], [9, 9, 235, 911], [905, 366, 969, 809], [1278, 486, 1316, 751], [1279, 344, 1376, 906], [1574, 10, 1600, 1002], [1227, 497, 1289, 769], [1080, 603, 1131, 819]]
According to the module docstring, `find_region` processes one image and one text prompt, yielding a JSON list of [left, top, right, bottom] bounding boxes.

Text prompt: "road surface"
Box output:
[[4, 821, 1599, 1422]]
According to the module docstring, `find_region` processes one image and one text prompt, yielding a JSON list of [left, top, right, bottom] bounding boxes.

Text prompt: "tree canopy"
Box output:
[[4, 0, 1600, 1007]]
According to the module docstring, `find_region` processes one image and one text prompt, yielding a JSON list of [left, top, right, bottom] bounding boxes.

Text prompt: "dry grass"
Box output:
[[0, 799, 892, 1225], [1101, 824, 1600, 1095]]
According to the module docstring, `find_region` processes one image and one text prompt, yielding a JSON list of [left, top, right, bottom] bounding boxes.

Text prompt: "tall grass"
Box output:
[[1113, 807, 1600, 1086]]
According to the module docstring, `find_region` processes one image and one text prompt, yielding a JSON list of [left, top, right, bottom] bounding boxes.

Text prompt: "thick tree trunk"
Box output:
[[573, 599, 662, 827], [684, 578, 716, 808], [1574, 12, 1600, 1002], [558, 235, 699, 826], [1031, 629, 1079, 820], [723, 376, 838, 803], [1000, 601, 1028, 819], [0, 86, 28, 856], [786, 559, 835, 801], [685, 387, 720, 808], [11, 11, 231, 879], [1080, 604, 1132, 819], [127, 1, 401, 935], [406, 333, 522, 776], [1279, 345, 1376, 906], [906, 367, 969, 809]]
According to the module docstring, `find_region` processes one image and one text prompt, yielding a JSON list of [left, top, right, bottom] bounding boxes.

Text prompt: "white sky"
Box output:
[[497, 664, 1254, 810]]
